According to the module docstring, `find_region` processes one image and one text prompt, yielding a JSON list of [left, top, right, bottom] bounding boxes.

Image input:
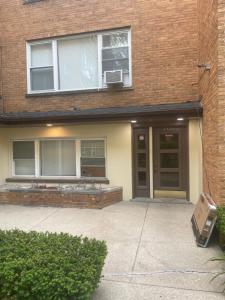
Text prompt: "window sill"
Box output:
[[24, 0, 44, 4], [6, 177, 109, 184], [25, 87, 134, 98]]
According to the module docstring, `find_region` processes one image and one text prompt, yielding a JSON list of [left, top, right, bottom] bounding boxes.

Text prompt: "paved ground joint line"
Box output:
[[103, 269, 219, 276], [29, 208, 60, 231], [102, 278, 224, 295], [131, 203, 150, 271]]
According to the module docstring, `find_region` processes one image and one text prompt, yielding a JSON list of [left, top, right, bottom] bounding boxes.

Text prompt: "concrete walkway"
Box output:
[[0, 201, 224, 299]]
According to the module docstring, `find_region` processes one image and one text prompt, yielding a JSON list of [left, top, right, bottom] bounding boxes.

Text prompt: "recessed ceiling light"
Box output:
[[131, 120, 137, 123], [46, 123, 53, 127], [177, 118, 184, 121]]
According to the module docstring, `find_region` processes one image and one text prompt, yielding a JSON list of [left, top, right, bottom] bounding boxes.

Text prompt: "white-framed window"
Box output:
[[11, 139, 106, 178], [102, 31, 130, 87], [13, 141, 36, 176], [27, 28, 131, 93], [30, 42, 54, 91], [81, 140, 106, 177]]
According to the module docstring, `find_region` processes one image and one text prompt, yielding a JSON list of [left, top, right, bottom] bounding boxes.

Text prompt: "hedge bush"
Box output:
[[217, 206, 225, 234], [216, 206, 225, 251], [0, 230, 107, 300]]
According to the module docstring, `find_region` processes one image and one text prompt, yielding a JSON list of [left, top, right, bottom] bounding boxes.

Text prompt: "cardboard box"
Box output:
[[191, 193, 217, 247]]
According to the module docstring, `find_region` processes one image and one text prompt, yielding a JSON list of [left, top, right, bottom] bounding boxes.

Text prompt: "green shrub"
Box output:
[[0, 229, 107, 300], [217, 206, 225, 234]]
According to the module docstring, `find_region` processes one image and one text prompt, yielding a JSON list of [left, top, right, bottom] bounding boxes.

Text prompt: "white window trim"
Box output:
[[26, 28, 132, 94], [52, 40, 59, 91], [97, 34, 103, 89], [27, 40, 55, 93], [11, 138, 107, 179]]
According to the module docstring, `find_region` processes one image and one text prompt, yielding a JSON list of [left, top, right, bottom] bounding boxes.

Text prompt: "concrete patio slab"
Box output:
[[129, 271, 224, 293], [0, 205, 58, 231], [134, 241, 222, 272], [93, 280, 225, 300], [0, 201, 224, 299]]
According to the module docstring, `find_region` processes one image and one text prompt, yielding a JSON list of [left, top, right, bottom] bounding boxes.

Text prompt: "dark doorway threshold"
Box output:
[[131, 197, 190, 204]]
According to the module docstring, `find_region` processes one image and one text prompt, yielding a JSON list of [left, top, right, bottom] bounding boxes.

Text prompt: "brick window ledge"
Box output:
[[6, 177, 109, 184], [25, 87, 134, 98]]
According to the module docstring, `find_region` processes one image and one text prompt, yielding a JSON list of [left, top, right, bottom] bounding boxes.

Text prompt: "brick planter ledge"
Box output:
[[0, 187, 122, 209]]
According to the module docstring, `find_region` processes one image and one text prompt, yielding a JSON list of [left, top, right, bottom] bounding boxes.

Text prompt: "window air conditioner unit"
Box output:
[[104, 70, 123, 87]]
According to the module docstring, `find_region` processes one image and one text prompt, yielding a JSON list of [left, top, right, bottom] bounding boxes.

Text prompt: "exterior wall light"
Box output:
[[177, 118, 184, 121], [131, 120, 137, 123], [46, 124, 53, 127]]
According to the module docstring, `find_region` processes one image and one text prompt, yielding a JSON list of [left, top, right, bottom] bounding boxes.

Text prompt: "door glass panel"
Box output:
[[160, 133, 178, 149], [160, 172, 179, 187], [138, 153, 146, 168], [138, 134, 146, 149], [160, 153, 179, 168], [138, 171, 147, 186]]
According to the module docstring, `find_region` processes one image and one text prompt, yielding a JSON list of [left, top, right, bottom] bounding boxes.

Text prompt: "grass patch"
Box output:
[[0, 229, 107, 300]]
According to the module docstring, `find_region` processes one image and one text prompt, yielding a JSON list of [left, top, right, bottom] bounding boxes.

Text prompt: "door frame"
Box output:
[[153, 126, 189, 196], [132, 126, 150, 198]]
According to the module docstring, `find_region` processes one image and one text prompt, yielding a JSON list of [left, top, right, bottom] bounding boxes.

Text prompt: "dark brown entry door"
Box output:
[[133, 128, 150, 198], [153, 127, 187, 196]]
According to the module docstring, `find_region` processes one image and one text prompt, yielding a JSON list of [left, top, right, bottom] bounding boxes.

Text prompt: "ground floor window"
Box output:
[[12, 139, 106, 178], [81, 140, 106, 177], [13, 141, 36, 176]]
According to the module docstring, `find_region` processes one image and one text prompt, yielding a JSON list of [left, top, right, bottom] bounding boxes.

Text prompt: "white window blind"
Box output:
[[40, 140, 76, 176], [13, 141, 35, 176], [58, 36, 98, 90]]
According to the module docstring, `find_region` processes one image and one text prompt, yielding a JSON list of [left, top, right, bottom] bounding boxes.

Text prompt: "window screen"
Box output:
[[81, 140, 105, 177]]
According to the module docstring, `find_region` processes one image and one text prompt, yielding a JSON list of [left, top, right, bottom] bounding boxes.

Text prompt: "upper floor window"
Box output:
[[27, 29, 131, 94]]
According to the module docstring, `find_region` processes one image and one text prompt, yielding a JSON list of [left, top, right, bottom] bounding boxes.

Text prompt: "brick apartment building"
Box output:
[[0, 0, 221, 205]]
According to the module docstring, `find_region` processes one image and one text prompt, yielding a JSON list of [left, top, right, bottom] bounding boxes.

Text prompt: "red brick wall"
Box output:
[[217, 1, 225, 204], [0, 188, 122, 209], [198, 0, 221, 204], [0, 0, 198, 113]]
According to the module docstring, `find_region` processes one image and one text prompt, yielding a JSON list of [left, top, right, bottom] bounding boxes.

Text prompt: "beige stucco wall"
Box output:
[[0, 123, 133, 200], [189, 119, 203, 204], [0, 131, 8, 184], [0, 120, 203, 203]]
